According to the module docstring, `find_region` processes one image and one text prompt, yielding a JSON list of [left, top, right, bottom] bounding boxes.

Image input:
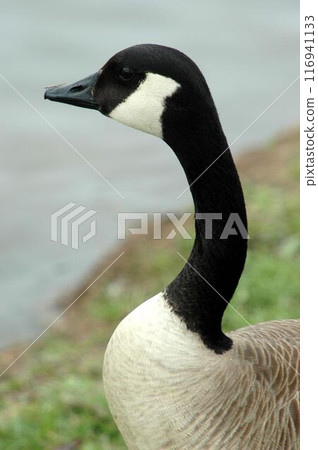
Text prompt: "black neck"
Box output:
[[163, 96, 247, 353]]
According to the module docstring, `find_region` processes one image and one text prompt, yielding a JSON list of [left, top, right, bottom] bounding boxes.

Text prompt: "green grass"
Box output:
[[0, 131, 299, 450]]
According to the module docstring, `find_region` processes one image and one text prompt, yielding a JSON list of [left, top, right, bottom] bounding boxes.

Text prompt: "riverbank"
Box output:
[[0, 128, 300, 450]]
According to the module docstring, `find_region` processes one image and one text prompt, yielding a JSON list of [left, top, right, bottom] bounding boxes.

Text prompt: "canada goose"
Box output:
[[45, 44, 300, 450]]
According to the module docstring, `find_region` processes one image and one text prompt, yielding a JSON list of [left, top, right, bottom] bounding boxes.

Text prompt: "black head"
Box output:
[[45, 44, 214, 140]]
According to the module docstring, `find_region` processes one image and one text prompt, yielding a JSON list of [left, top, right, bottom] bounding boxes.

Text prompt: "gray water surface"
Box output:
[[0, 0, 299, 347]]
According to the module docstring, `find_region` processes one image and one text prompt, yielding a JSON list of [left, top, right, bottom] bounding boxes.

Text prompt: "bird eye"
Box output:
[[119, 66, 134, 81]]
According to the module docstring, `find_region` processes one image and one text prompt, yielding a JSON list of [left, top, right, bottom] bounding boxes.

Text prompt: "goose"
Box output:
[[45, 44, 300, 450]]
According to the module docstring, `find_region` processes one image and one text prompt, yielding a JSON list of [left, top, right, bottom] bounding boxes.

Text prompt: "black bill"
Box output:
[[44, 72, 99, 110]]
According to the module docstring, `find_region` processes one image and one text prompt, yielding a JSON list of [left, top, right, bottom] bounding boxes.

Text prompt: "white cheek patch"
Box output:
[[109, 73, 180, 138]]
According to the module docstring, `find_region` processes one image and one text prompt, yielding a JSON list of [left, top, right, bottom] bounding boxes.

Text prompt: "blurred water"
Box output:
[[0, 0, 299, 347]]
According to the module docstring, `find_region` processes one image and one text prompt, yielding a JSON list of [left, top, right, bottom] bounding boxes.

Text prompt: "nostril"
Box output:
[[69, 84, 84, 93]]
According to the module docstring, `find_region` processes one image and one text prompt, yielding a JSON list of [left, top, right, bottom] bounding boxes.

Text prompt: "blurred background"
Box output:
[[1, 1, 299, 449]]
